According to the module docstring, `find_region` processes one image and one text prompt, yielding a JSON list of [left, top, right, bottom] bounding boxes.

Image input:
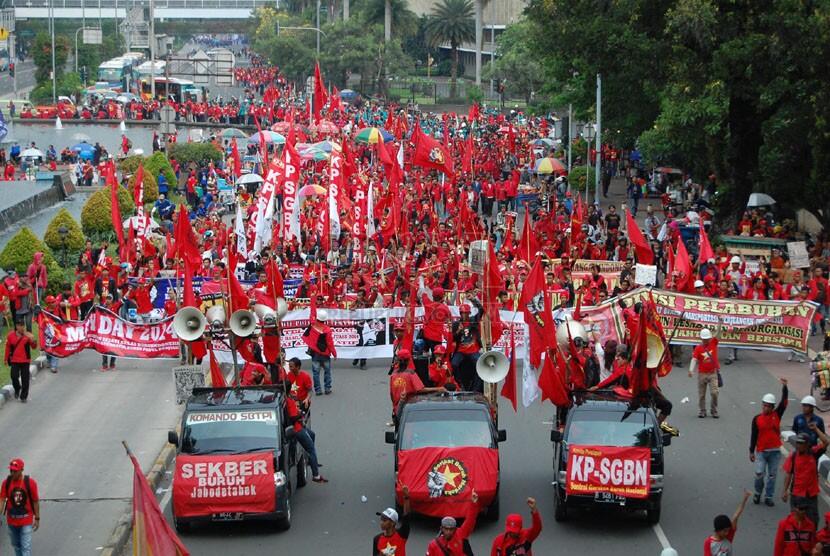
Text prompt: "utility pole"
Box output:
[[149, 0, 156, 98], [50, 0, 56, 104], [316, 0, 321, 55], [595, 73, 602, 206], [567, 103, 572, 183], [343, 0, 349, 21]]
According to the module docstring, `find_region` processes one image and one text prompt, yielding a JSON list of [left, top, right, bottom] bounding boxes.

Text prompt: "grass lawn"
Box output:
[[0, 320, 40, 387]]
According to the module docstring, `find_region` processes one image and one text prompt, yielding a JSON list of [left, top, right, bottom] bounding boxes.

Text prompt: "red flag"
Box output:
[[329, 85, 343, 113], [208, 344, 227, 388], [520, 257, 557, 367], [500, 324, 517, 411], [484, 241, 505, 342], [675, 238, 693, 293], [230, 138, 242, 178], [174, 206, 201, 267], [265, 258, 284, 299], [538, 348, 570, 406], [254, 116, 269, 165], [518, 210, 538, 263], [227, 250, 250, 314], [625, 209, 654, 264], [698, 224, 715, 265], [107, 168, 125, 260], [182, 258, 197, 308], [412, 126, 454, 177], [313, 62, 328, 123], [128, 451, 190, 556], [468, 103, 480, 122], [461, 134, 474, 174], [133, 163, 145, 208]]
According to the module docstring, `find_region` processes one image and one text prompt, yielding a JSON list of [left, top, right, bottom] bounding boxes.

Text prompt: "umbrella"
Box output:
[[221, 128, 248, 139], [300, 149, 330, 162], [248, 130, 286, 145], [747, 193, 776, 207], [310, 120, 339, 134], [656, 166, 684, 175], [298, 184, 326, 197], [355, 127, 394, 145], [237, 173, 264, 185], [71, 132, 91, 142], [533, 157, 566, 175], [530, 138, 555, 148], [271, 121, 310, 135], [21, 148, 44, 159], [71, 142, 96, 160], [339, 89, 358, 99], [309, 140, 341, 153]]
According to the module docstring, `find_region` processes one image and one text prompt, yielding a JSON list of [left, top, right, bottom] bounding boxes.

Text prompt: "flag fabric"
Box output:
[[235, 204, 248, 259], [521, 327, 541, 408], [107, 168, 125, 260], [174, 205, 202, 267], [518, 211, 538, 263], [461, 134, 474, 174], [674, 238, 693, 293], [519, 257, 557, 367], [412, 125, 454, 177], [537, 348, 570, 406], [625, 209, 654, 265], [129, 451, 190, 556], [265, 258, 284, 299], [227, 250, 250, 314], [328, 151, 343, 244], [230, 138, 242, 178], [312, 62, 328, 123], [329, 85, 343, 114], [500, 323, 517, 411], [698, 224, 715, 265], [133, 163, 145, 212], [281, 139, 302, 241], [208, 345, 227, 388]]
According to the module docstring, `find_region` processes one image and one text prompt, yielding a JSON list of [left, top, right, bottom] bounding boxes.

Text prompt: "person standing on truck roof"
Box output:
[[285, 392, 328, 484], [490, 497, 542, 556], [426, 491, 480, 556], [749, 378, 788, 506], [372, 485, 411, 556], [703, 490, 750, 556], [689, 326, 721, 418]]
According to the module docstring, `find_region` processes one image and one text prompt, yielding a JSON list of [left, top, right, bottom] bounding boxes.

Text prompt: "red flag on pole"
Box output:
[[313, 62, 328, 123], [625, 209, 654, 264], [107, 168, 125, 261], [520, 257, 557, 367], [208, 344, 227, 388], [518, 210, 539, 263], [230, 138, 242, 178], [698, 224, 715, 265], [537, 348, 570, 406], [675, 238, 693, 293], [133, 163, 145, 208], [174, 206, 201, 268], [412, 126, 454, 177], [128, 449, 190, 556]]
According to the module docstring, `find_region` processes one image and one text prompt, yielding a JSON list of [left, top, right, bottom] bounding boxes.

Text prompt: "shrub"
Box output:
[[128, 170, 159, 205], [466, 85, 484, 105], [143, 152, 177, 199], [43, 208, 85, 253], [80, 185, 135, 236], [568, 165, 597, 192], [167, 143, 223, 167], [118, 155, 144, 175], [0, 228, 57, 275]]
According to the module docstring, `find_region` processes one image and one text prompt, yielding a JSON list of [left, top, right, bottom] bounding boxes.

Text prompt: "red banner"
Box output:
[[37, 307, 180, 359], [396, 447, 498, 517], [172, 452, 275, 518], [566, 445, 650, 499]]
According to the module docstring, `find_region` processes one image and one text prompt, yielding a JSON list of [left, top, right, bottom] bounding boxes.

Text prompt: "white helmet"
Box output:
[[762, 393, 776, 405], [801, 395, 817, 407], [661, 550, 679, 556], [316, 309, 329, 322], [694, 280, 705, 288], [730, 255, 741, 264], [700, 328, 713, 340]]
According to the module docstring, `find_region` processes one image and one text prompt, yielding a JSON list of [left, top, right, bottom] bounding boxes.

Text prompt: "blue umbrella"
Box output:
[[71, 142, 95, 160], [248, 130, 285, 145]]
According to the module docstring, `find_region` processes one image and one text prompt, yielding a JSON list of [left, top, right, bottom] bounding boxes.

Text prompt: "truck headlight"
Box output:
[[274, 471, 287, 487]]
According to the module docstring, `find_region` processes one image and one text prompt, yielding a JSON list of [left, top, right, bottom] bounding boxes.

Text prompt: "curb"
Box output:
[[0, 355, 47, 411]]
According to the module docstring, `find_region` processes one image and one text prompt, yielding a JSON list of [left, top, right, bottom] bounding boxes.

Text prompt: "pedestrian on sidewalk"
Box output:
[[750, 378, 788, 506], [490, 497, 542, 556], [782, 423, 830, 528], [4, 319, 36, 403], [689, 327, 721, 418], [703, 490, 751, 556], [0, 458, 41, 556]]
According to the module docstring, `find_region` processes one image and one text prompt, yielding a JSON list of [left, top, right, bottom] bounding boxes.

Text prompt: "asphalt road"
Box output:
[[0, 60, 36, 98], [0, 350, 182, 556], [149, 346, 820, 555]]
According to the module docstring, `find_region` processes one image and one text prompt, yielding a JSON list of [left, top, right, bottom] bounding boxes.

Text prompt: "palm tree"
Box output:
[[426, 0, 475, 98], [363, 0, 417, 41]]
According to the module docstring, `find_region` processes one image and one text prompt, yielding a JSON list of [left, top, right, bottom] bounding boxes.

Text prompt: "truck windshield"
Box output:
[[181, 410, 279, 455], [400, 409, 493, 450], [566, 411, 655, 448]]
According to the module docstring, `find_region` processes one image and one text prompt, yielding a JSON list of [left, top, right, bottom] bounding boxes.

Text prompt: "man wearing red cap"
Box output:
[[1, 458, 40, 556], [421, 286, 451, 354], [389, 349, 444, 425], [490, 497, 542, 556]]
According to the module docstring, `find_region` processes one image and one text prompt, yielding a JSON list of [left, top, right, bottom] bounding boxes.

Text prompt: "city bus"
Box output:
[[97, 58, 136, 92], [140, 77, 202, 102]]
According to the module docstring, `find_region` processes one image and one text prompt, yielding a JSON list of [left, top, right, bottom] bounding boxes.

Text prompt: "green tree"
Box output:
[[425, 0, 475, 99], [77, 32, 124, 86], [167, 143, 223, 167], [43, 208, 85, 253], [32, 32, 70, 85], [362, 0, 417, 40], [483, 20, 545, 105], [0, 228, 57, 274]]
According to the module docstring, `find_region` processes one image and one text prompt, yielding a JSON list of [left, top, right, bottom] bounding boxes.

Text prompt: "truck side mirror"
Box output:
[[385, 431, 396, 444], [550, 430, 562, 443], [497, 429, 507, 443], [167, 430, 179, 446]]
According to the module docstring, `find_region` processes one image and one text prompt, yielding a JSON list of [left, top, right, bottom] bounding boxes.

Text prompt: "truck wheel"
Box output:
[[276, 498, 292, 531], [647, 502, 661, 524], [296, 455, 308, 488], [554, 488, 568, 522], [485, 491, 500, 521], [173, 516, 191, 534]]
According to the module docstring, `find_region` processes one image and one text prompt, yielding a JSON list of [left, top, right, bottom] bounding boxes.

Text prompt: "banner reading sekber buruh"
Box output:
[[620, 288, 817, 354], [566, 445, 650, 499], [173, 451, 275, 517], [37, 308, 180, 359]]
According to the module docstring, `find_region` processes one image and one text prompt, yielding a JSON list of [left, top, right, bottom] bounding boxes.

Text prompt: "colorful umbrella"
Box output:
[[221, 128, 248, 139], [310, 140, 341, 153], [248, 130, 285, 145], [310, 120, 340, 134], [530, 138, 555, 148], [354, 127, 394, 145], [300, 150, 330, 162], [298, 184, 327, 197], [271, 121, 310, 134], [533, 157, 566, 175]]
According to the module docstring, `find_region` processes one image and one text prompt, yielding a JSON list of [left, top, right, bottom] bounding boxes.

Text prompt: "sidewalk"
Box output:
[[0, 350, 182, 555]]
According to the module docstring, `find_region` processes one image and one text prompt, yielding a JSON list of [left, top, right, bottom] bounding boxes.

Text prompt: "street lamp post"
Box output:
[[583, 122, 595, 204], [50, 0, 56, 104], [58, 225, 68, 267]]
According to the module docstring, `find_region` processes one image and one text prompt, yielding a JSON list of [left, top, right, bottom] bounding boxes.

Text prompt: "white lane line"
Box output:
[[160, 482, 173, 512], [652, 523, 671, 549]]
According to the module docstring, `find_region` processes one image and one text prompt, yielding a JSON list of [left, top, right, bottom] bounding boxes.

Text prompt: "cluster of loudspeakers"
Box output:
[[172, 299, 289, 342]]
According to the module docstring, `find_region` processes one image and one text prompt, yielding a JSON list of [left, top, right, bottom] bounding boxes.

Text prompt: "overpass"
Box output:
[[7, 0, 271, 19]]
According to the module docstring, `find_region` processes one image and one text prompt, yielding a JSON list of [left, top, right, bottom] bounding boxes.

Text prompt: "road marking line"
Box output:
[[160, 483, 173, 512], [652, 523, 671, 549]]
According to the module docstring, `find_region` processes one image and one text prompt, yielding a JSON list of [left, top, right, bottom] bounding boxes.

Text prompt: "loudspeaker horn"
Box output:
[[476, 350, 510, 384], [205, 305, 226, 329], [173, 307, 207, 342], [555, 318, 588, 348], [230, 309, 257, 337], [646, 330, 666, 369], [275, 297, 288, 321], [254, 304, 278, 327]]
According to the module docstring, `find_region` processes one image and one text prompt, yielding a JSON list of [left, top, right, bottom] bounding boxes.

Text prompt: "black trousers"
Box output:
[[10, 363, 30, 400]]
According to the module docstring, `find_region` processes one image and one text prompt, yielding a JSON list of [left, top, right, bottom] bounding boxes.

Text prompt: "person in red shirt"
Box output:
[[750, 379, 788, 505], [302, 309, 337, 395], [689, 326, 721, 418], [428, 346, 459, 390], [240, 361, 271, 386], [421, 286, 452, 354], [373, 486, 411, 556], [774, 503, 816, 556], [5, 320, 36, 402], [426, 492, 479, 556], [703, 491, 750, 556], [74, 267, 96, 318], [815, 511, 830, 547], [286, 357, 313, 412], [284, 394, 327, 484], [782, 424, 830, 528], [490, 497, 542, 556], [0, 458, 40, 555], [389, 349, 444, 422]]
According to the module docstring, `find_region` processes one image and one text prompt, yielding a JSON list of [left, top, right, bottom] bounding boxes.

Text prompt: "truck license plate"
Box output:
[[212, 512, 244, 521], [594, 492, 626, 505]]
